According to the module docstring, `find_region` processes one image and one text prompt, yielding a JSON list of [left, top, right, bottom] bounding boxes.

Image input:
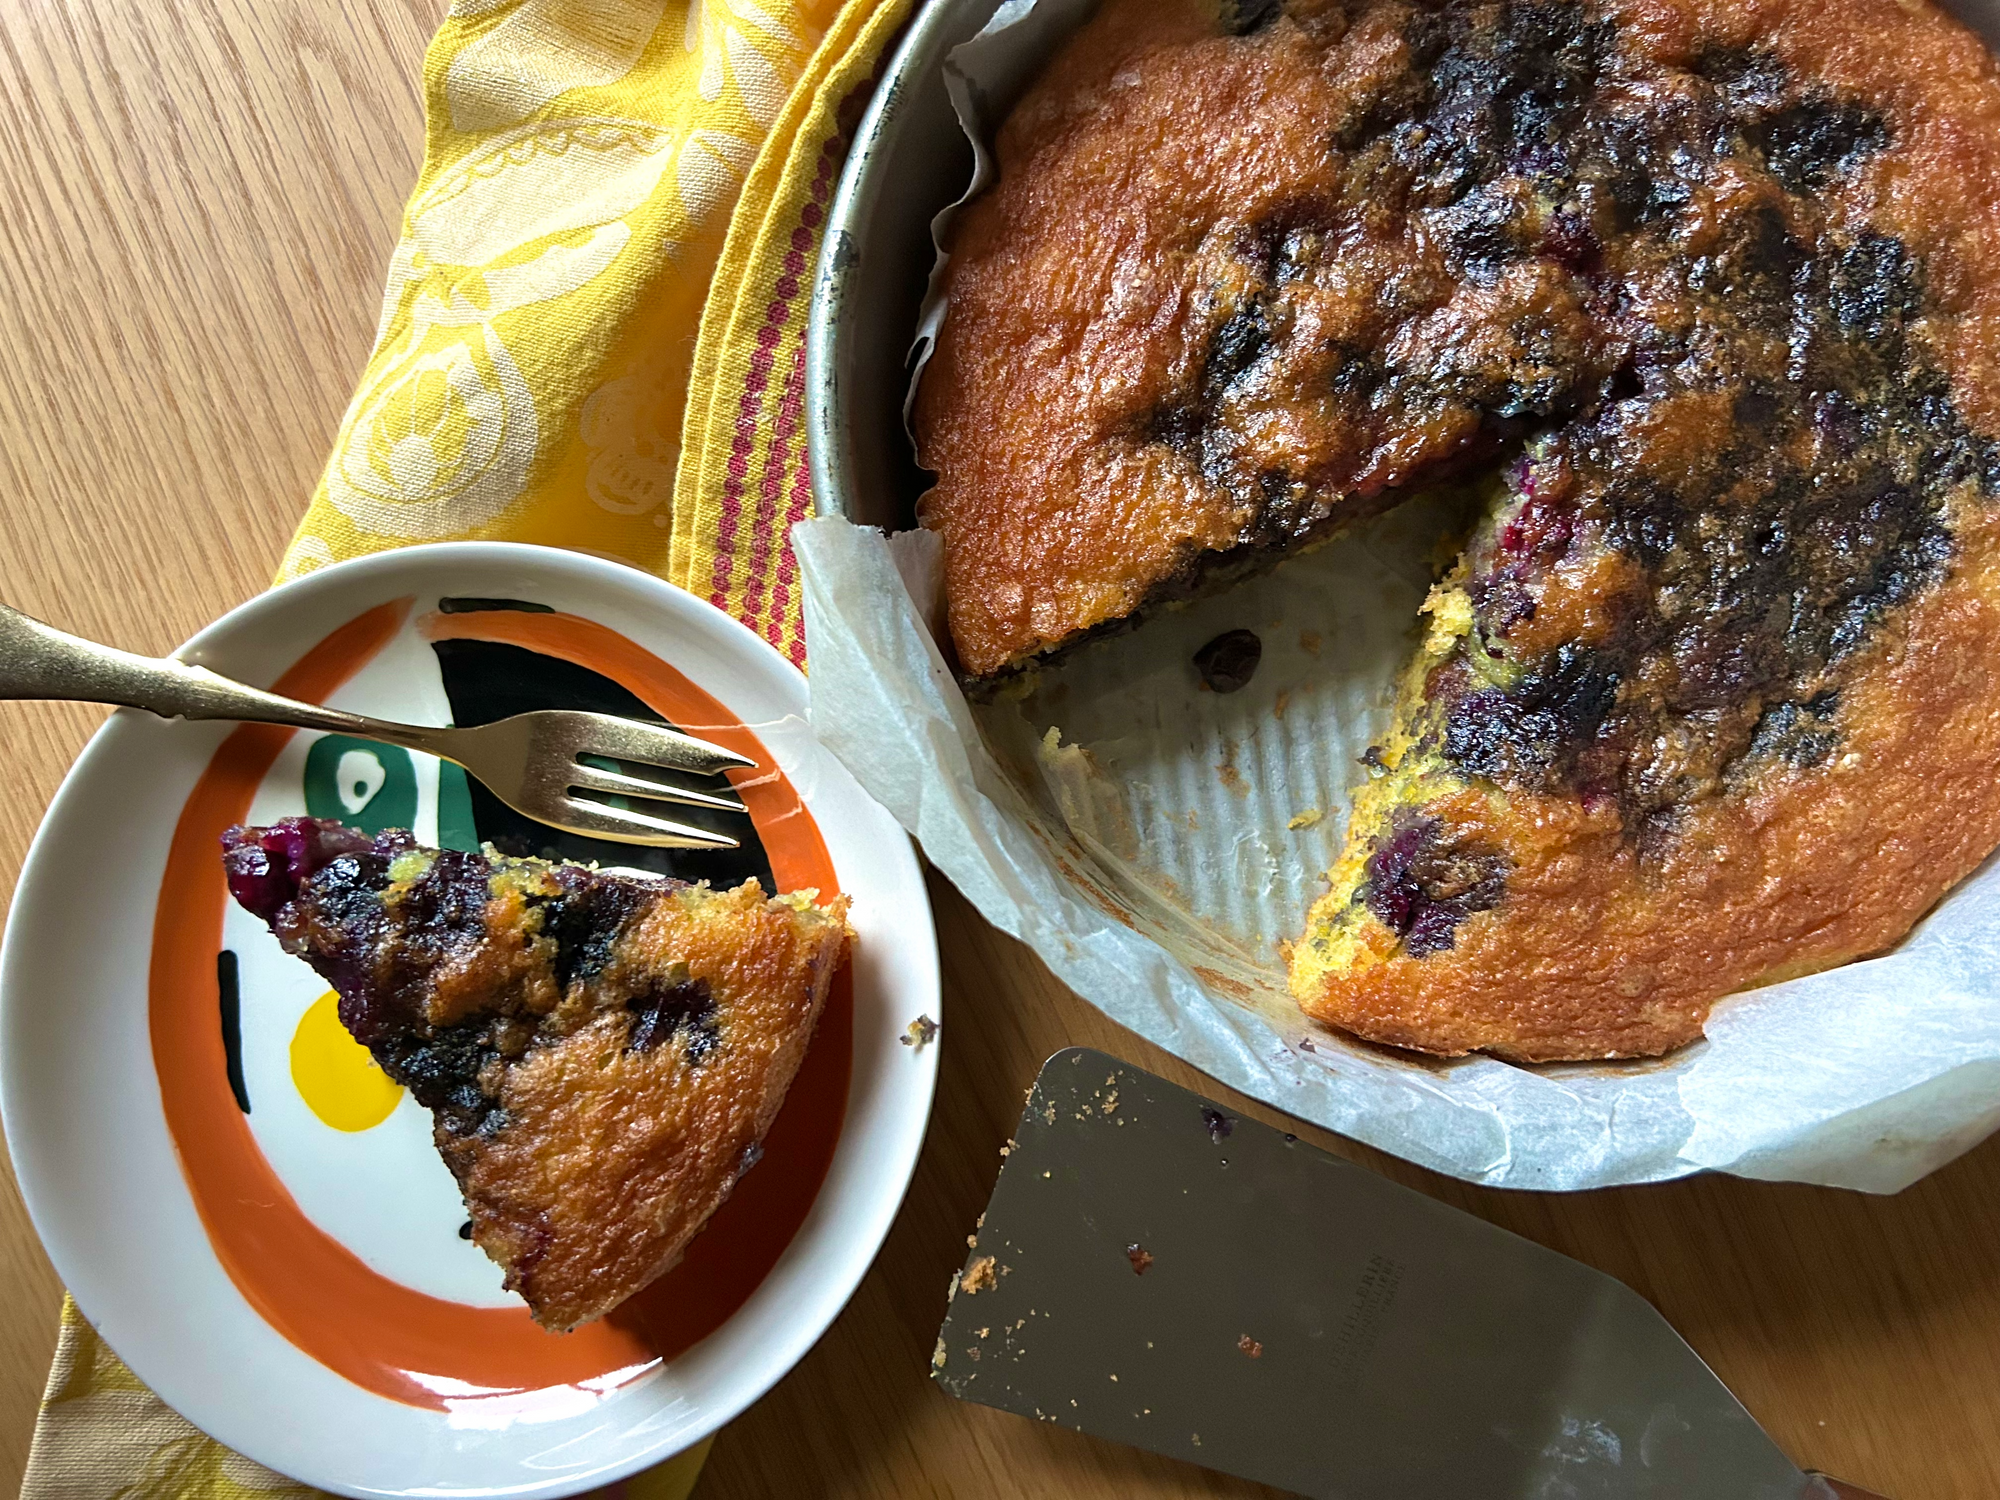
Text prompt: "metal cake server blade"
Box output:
[[935, 1049, 1880, 1500]]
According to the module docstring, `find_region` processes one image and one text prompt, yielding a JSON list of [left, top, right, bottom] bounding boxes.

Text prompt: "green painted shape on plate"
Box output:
[[303, 735, 417, 837], [436, 759, 481, 852]]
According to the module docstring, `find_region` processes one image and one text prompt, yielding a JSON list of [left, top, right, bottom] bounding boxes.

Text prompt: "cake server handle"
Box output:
[[0, 601, 432, 748]]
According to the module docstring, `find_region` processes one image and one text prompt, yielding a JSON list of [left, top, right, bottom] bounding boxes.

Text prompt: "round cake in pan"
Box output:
[[914, 0, 2000, 1058]]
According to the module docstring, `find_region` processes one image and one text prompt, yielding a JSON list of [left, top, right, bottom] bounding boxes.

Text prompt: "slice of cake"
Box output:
[[222, 817, 850, 1331]]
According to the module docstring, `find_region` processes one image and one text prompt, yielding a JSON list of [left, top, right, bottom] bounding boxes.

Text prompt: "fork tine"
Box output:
[[577, 715, 755, 776], [568, 761, 747, 813], [552, 795, 743, 850]]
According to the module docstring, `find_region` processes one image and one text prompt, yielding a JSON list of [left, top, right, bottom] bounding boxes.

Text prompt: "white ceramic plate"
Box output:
[[0, 542, 939, 1497]]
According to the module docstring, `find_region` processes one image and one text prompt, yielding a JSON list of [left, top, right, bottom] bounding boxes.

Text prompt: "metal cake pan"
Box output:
[[806, 0, 1006, 532]]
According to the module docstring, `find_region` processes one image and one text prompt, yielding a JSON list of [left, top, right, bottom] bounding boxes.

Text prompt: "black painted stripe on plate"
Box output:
[[217, 949, 250, 1114], [436, 597, 554, 614]]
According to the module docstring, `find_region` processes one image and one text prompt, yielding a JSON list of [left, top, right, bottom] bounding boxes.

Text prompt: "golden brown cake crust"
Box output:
[[918, 0, 2000, 676], [462, 880, 848, 1330], [922, 0, 2000, 1057]]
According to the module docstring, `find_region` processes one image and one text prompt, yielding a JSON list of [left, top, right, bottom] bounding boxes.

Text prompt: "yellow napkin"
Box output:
[[22, 0, 913, 1492], [277, 0, 912, 657], [22, 1301, 707, 1500]]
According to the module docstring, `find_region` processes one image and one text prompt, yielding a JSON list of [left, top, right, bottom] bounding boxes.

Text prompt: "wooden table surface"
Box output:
[[2, 1, 1999, 1495]]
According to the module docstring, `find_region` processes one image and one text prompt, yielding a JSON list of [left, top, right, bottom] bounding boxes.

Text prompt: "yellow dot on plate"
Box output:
[[290, 991, 403, 1132]]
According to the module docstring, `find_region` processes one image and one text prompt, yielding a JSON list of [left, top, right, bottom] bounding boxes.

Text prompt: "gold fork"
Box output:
[[0, 602, 752, 849]]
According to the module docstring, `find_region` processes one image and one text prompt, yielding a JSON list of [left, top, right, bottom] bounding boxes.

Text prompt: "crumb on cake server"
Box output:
[[222, 817, 850, 1331], [921, 0, 2000, 1058]]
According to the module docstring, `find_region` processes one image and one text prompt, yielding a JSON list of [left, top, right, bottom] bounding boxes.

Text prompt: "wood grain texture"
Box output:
[[1, 1, 1999, 1497], [0, 0, 439, 1489]]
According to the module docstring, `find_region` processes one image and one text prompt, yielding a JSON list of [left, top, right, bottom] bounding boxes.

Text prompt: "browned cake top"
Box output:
[[916, 0, 2000, 679], [924, 0, 2000, 1058], [224, 819, 848, 1329]]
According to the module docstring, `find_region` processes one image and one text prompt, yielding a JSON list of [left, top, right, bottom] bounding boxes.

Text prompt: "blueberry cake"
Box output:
[[223, 817, 850, 1329], [918, 0, 2000, 1057]]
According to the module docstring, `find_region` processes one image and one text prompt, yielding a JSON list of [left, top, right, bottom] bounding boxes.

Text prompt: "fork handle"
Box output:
[[0, 601, 438, 751]]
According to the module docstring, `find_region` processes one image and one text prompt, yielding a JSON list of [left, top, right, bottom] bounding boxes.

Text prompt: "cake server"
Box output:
[[935, 1049, 1887, 1499], [0, 600, 752, 848]]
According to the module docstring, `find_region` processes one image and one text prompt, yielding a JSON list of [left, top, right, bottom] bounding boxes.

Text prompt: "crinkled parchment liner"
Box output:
[[798, 0, 2000, 1191]]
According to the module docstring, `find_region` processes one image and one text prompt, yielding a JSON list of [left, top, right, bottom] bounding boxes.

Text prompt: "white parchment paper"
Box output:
[[799, 0, 2000, 1191]]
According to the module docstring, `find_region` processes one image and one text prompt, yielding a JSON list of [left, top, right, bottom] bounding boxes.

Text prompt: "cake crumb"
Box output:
[[900, 1014, 939, 1050], [1101, 1090, 1119, 1114], [1287, 807, 1323, 830], [1238, 1334, 1263, 1358], [962, 1256, 999, 1294], [1126, 1243, 1154, 1275], [932, 1336, 947, 1369]]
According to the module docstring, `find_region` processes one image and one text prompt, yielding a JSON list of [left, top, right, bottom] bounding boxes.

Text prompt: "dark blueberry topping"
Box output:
[[1194, 630, 1264, 693], [374, 1013, 503, 1136], [1753, 98, 1889, 194], [1223, 0, 1283, 35], [1201, 1107, 1235, 1144], [1443, 646, 1622, 793], [406, 848, 494, 937], [221, 819, 706, 1147], [221, 817, 372, 921], [538, 869, 649, 991], [1182, 2, 1996, 867], [625, 976, 719, 1060], [1200, 303, 1272, 401], [1361, 815, 1511, 956]]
